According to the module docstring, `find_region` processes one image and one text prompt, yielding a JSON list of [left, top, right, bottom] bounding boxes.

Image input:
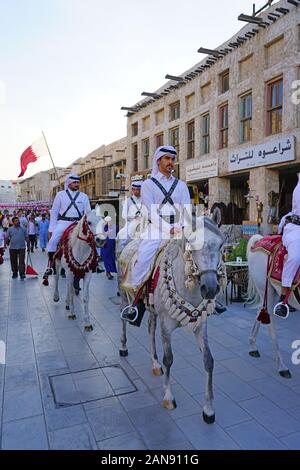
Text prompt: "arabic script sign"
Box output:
[[229, 136, 295, 172], [186, 158, 218, 182]]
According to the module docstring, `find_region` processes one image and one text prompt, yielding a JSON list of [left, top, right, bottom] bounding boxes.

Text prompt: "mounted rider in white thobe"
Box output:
[[121, 146, 191, 321], [44, 173, 91, 276], [275, 174, 300, 316], [119, 181, 143, 251]]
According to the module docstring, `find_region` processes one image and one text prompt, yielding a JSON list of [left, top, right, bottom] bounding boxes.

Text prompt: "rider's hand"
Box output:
[[48, 232, 52, 241], [170, 227, 182, 237]]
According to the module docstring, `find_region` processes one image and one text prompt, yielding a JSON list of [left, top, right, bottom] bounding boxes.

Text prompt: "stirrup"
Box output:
[[120, 305, 139, 323], [273, 302, 289, 319]]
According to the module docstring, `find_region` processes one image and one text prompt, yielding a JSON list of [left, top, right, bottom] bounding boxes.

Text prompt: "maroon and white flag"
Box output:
[[18, 137, 49, 178]]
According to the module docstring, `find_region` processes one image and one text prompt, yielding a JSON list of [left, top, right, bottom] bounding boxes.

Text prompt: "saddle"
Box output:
[[252, 235, 300, 288], [119, 239, 170, 294], [54, 223, 77, 260]]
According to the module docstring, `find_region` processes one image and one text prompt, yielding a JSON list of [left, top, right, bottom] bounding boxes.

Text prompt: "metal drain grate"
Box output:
[[49, 364, 137, 407]]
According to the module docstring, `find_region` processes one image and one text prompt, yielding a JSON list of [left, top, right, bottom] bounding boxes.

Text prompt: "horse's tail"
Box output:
[[246, 234, 263, 307]]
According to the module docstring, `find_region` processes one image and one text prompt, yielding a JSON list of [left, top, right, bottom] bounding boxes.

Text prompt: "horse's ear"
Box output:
[[211, 207, 221, 226]]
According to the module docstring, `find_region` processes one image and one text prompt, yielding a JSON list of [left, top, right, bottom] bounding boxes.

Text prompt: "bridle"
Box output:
[[76, 216, 105, 246], [198, 269, 218, 279]]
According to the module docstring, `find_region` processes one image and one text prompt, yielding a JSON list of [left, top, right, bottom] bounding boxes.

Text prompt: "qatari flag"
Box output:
[[18, 137, 49, 178]]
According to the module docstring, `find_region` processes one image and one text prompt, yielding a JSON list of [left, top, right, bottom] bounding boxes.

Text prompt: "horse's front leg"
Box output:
[[160, 317, 177, 410], [53, 260, 60, 302], [83, 274, 93, 332], [194, 315, 215, 424], [148, 311, 163, 376]]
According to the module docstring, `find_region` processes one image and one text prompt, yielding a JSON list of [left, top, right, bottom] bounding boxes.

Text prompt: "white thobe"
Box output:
[[119, 195, 142, 251], [48, 190, 91, 252], [131, 172, 191, 288], [282, 182, 300, 287]]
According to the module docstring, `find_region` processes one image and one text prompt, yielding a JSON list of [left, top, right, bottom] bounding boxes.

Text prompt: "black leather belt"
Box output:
[[286, 214, 300, 226], [58, 215, 81, 222]]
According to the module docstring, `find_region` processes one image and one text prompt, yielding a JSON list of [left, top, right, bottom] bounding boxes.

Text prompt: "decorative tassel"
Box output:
[[257, 307, 271, 325]]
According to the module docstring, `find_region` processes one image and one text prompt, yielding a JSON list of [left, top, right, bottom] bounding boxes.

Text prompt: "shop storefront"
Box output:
[[185, 158, 218, 208]]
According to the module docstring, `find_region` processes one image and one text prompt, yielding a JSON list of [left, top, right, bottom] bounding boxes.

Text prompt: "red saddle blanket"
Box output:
[[55, 223, 77, 260], [252, 235, 300, 286]]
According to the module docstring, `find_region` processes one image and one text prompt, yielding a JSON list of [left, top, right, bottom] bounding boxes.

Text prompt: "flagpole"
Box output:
[[41, 131, 60, 183]]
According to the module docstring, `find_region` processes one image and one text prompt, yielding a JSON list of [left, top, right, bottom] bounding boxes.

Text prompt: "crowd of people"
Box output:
[[0, 209, 51, 279]]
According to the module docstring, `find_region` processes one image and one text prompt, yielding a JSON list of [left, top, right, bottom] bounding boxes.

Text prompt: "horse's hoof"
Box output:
[[163, 399, 177, 410], [75, 289, 80, 296], [68, 314, 76, 320], [203, 411, 215, 424], [152, 367, 164, 376], [65, 305, 70, 311], [279, 369, 292, 379], [84, 325, 93, 332], [249, 350, 260, 358], [53, 297, 59, 303], [119, 349, 128, 357]]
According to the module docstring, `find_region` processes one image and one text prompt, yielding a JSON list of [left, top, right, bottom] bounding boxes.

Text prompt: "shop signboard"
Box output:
[[229, 136, 295, 172], [186, 158, 218, 182]]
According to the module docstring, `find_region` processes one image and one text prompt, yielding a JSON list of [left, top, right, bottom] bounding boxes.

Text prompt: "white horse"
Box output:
[[247, 234, 293, 378], [118, 211, 224, 423], [53, 208, 106, 331]]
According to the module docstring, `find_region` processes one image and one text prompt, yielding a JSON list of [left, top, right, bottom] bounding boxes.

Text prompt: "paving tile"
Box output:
[[171, 366, 207, 395], [225, 420, 287, 450], [86, 402, 134, 441], [74, 373, 114, 402], [214, 372, 261, 402], [3, 387, 43, 422], [65, 352, 99, 372], [193, 389, 251, 428], [248, 376, 300, 410], [36, 350, 68, 373], [5, 364, 39, 391], [129, 404, 188, 448], [50, 373, 81, 406], [239, 396, 300, 437], [44, 404, 87, 431], [220, 357, 266, 381], [1, 415, 49, 450], [281, 431, 300, 450], [176, 413, 240, 450], [97, 432, 147, 450], [48, 423, 97, 450]]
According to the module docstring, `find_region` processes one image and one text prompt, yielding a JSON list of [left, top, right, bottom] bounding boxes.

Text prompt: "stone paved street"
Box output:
[[0, 249, 300, 450]]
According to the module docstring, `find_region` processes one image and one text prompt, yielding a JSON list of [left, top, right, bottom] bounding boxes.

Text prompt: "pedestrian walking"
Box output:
[[27, 215, 38, 253], [5, 216, 29, 279], [38, 213, 49, 251]]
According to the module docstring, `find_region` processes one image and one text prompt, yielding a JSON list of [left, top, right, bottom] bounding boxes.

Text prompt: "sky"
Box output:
[[0, 0, 278, 180]]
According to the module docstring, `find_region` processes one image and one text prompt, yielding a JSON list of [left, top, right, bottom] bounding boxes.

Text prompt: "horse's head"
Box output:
[[85, 209, 106, 248], [185, 209, 224, 300]]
